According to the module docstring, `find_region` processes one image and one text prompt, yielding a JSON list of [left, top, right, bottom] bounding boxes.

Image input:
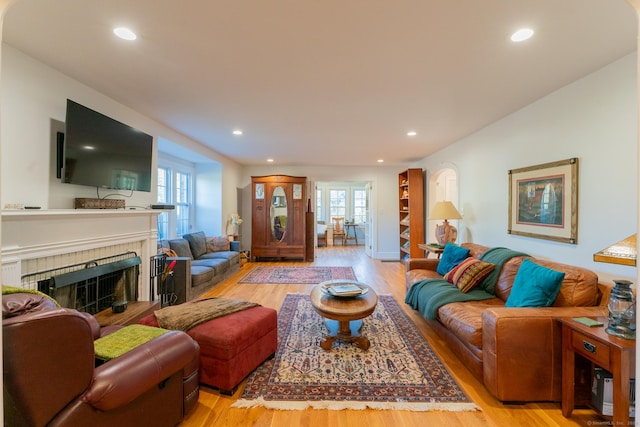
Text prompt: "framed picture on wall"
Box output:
[[255, 183, 264, 199], [293, 183, 302, 199], [508, 158, 579, 244]]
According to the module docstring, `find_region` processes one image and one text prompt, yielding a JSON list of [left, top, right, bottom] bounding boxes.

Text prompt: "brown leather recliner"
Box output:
[[3, 292, 200, 427]]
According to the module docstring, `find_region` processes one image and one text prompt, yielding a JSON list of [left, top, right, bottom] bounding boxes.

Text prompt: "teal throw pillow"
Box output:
[[505, 259, 565, 307], [436, 243, 470, 276]]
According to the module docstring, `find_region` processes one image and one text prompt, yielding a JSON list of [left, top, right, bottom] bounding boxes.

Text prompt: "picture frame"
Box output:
[[293, 183, 302, 199], [508, 158, 578, 244], [255, 183, 264, 200]]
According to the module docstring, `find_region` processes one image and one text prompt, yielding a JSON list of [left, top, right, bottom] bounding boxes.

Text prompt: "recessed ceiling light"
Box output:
[[232, 129, 243, 136], [511, 28, 534, 42], [113, 27, 137, 41], [267, 158, 274, 163], [377, 159, 384, 163], [407, 131, 417, 137]]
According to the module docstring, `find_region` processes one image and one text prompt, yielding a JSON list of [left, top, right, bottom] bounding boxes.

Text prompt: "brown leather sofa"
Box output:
[[3, 292, 201, 427], [405, 243, 609, 402]]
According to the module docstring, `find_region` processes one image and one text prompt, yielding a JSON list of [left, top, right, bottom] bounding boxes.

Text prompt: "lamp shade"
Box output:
[[428, 201, 462, 221]]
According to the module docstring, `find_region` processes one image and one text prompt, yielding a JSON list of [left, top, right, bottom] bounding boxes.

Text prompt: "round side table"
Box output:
[[310, 281, 378, 350]]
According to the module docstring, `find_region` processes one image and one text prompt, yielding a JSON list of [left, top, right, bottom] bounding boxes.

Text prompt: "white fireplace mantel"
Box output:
[[1, 209, 163, 301]]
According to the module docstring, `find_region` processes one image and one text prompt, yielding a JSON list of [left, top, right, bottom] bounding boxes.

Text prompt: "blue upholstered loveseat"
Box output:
[[159, 231, 240, 302]]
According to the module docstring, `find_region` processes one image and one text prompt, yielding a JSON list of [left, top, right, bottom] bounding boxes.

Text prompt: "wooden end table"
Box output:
[[560, 317, 636, 424], [94, 301, 160, 327], [310, 281, 378, 351], [418, 243, 444, 259]]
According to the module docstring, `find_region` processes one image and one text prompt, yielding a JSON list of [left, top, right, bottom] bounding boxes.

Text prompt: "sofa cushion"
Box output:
[[206, 236, 230, 253], [505, 259, 565, 307], [444, 258, 496, 293], [200, 251, 240, 264], [193, 258, 228, 275], [190, 265, 216, 288], [437, 299, 504, 351], [158, 239, 171, 253], [184, 232, 208, 259], [168, 239, 194, 259], [533, 259, 600, 307], [436, 243, 470, 276]]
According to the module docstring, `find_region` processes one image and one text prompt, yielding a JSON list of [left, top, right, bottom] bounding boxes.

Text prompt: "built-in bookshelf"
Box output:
[[398, 168, 425, 261]]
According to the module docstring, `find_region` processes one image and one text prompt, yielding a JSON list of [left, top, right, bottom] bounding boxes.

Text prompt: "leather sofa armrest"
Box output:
[[85, 331, 199, 411], [482, 306, 606, 402], [404, 258, 439, 271], [230, 241, 240, 252]]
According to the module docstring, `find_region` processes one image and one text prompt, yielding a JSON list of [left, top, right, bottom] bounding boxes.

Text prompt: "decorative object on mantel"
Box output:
[[429, 201, 462, 246], [605, 279, 636, 340], [594, 234, 636, 266], [75, 197, 125, 209], [507, 158, 578, 244]]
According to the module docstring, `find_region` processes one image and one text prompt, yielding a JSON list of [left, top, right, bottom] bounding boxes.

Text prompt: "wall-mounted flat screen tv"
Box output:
[[62, 99, 153, 192]]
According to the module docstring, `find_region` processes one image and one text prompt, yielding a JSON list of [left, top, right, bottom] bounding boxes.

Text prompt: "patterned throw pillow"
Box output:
[[444, 257, 496, 293], [435, 243, 470, 276], [206, 236, 230, 253]]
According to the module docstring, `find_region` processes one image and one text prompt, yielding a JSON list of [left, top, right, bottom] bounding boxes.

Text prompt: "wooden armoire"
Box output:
[[251, 175, 307, 261]]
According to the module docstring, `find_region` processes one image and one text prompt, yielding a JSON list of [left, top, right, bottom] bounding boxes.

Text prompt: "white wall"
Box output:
[[2, 44, 638, 278], [1, 45, 243, 233], [415, 53, 638, 284], [240, 165, 401, 259]]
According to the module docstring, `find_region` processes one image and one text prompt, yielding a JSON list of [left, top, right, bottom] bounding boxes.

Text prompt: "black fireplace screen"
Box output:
[[21, 252, 140, 314]]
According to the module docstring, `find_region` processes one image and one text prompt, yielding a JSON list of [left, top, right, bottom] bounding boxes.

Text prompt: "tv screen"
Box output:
[[63, 99, 153, 192]]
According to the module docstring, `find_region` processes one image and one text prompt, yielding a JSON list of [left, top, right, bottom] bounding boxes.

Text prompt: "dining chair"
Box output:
[[331, 217, 346, 245]]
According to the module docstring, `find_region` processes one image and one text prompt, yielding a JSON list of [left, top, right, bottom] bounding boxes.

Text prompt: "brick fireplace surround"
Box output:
[[1, 209, 161, 302]]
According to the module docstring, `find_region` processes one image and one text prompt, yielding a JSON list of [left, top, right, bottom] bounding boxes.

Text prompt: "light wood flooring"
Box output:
[[182, 246, 604, 427]]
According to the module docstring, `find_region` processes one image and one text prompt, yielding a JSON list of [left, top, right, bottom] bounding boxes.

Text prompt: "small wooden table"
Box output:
[[94, 301, 160, 327], [310, 282, 378, 350], [418, 243, 444, 259], [344, 223, 358, 245], [560, 317, 636, 424]]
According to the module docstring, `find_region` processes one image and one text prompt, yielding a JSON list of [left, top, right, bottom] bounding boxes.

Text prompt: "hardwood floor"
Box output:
[[181, 246, 603, 427]]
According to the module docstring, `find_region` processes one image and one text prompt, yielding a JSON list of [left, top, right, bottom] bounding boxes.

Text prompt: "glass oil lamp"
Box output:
[[605, 279, 636, 340]]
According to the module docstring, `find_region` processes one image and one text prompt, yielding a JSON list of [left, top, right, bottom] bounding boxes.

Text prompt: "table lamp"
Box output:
[[429, 201, 462, 246]]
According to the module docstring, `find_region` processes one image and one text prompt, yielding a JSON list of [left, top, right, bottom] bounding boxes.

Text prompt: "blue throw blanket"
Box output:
[[404, 247, 528, 320]]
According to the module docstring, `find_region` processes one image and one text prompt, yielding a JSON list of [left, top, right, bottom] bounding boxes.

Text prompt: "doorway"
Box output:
[[314, 181, 371, 256]]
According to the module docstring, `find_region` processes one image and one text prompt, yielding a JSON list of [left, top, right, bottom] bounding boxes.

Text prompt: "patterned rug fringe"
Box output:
[[232, 396, 480, 412]]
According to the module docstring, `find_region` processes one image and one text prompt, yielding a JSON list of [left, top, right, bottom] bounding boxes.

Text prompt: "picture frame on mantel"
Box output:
[[508, 158, 578, 244]]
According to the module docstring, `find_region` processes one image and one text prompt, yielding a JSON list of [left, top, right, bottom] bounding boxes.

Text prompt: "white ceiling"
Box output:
[[3, 1, 637, 167]]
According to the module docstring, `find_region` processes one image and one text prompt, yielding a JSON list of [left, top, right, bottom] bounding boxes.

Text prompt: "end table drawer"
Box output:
[[571, 330, 610, 366]]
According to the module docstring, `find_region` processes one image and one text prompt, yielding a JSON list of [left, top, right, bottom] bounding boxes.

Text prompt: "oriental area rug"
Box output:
[[232, 293, 479, 411], [238, 266, 357, 284]]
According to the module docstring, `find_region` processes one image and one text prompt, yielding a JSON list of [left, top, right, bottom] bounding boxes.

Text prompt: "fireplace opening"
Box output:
[[21, 252, 141, 314]]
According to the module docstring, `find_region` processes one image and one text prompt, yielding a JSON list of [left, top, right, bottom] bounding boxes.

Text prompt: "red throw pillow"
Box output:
[[443, 258, 495, 293]]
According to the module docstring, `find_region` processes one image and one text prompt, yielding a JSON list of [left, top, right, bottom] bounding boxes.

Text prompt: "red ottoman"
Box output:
[[140, 305, 277, 395]]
